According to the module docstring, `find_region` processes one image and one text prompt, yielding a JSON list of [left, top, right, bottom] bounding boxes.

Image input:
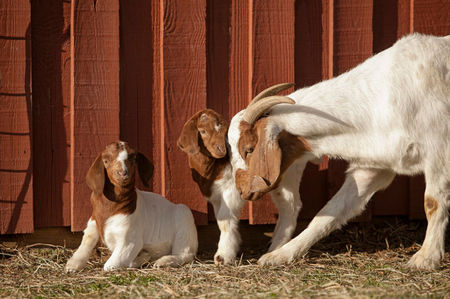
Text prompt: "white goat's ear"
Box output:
[[177, 117, 200, 155], [86, 154, 105, 195], [136, 152, 154, 187]]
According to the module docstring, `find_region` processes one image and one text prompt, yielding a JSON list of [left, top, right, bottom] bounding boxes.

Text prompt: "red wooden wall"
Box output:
[[1, 0, 449, 234]]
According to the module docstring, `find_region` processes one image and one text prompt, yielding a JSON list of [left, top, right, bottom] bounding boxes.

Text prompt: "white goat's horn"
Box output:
[[249, 83, 294, 106], [242, 96, 295, 125]]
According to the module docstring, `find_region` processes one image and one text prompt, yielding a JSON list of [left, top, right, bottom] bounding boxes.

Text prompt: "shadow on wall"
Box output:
[[0, 25, 33, 233]]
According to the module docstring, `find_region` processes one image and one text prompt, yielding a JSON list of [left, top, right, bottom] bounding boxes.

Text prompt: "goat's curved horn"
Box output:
[[249, 83, 294, 106], [243, 96, 295, 125]]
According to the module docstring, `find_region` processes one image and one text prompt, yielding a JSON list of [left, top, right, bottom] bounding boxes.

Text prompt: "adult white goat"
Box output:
[[228, 33, 450, 270]]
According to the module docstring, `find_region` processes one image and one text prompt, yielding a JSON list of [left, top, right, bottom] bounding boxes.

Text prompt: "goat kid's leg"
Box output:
[[103, 240, 143, 271], [268, 160, 305, 252], [209, 195, 244, 265], [408, 172, 449, 270], [66, 218, 99, 272], [129, 249, 152, 268], [154, 205, 198, 268], [259, 168, 395, 266]]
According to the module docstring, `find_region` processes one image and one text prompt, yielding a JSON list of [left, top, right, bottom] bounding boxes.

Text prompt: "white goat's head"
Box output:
[[228, 83, 310, 201]]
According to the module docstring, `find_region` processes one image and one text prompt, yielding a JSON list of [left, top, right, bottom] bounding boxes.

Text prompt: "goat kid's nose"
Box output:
[[216, 145, 225, 153], [117, 169, 128, 178]]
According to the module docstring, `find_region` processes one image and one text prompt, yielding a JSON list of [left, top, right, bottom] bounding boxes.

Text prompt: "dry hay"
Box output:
[[1, 218, 449, 298]]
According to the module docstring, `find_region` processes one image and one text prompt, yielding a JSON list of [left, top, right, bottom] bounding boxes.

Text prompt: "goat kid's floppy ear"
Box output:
[[136, 152, 154, 188], [177, 117, 200, 155], [86, 154, 105, 195]]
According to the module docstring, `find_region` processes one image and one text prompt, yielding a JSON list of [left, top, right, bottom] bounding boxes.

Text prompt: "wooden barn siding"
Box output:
[[0, 0, 34, 234], [1, 0, 449, 233]]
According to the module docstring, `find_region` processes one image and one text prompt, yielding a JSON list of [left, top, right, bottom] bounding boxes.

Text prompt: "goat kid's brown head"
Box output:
[[86, 141, 154, 194], [234, 83, 306, 201], [177, 109, 229, 159]]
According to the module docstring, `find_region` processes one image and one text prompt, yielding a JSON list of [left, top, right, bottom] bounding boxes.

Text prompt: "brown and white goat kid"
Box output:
[[178, 109, 310, 265], [66, 141, 197, 272], [229, 34, 450, 270]]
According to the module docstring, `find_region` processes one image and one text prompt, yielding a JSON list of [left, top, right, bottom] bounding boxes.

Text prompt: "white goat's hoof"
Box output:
[[154, 256, 181, 268], [407, 250, 441, 270], [214, 251, 236, 265], [103, 261, 120, 272], [65, 258, 86, 272], [267, 240, 287, 252], [258, 248, 295, 266]]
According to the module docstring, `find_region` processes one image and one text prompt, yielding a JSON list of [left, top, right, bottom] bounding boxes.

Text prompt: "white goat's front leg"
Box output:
[[259, 168, 395, 266], [268, 160, 305, 251], [209, 195, 244, 265], [154, 205, 198, 268], [66, 218, 99, 272], [408, 168, 449, 270], [103, 240, 142, 271]]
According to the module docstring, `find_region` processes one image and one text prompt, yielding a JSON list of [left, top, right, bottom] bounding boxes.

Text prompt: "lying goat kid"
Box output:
[[229, 34, 450, 270], [178, 108, 311, 264], [66, 141, 198, 271]]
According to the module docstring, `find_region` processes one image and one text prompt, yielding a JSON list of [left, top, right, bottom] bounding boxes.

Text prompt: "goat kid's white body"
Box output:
[[66, 189, 198, 271], [228, 34, 450, 269], [206, 161, 307, 265]]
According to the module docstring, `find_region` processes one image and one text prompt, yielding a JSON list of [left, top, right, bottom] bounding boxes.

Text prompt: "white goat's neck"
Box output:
[[268, 48, 391, 161]]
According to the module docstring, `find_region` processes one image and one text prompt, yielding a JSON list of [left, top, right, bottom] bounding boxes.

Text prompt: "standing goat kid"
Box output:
[[178, 109, 312, 264], [229, 33, 450, 270], [66, 141, 197, 271]]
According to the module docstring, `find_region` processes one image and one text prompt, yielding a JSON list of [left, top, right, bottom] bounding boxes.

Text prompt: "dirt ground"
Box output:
[[1, 217, 449, 298]]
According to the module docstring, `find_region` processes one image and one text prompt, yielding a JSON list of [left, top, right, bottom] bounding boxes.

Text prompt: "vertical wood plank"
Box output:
[[119, 1, 160, 192], [0, 0, 34, 234], [294, 0, 332, 220], [206, 0, 231, 117], [150, 0, 164, 195], [414, 0, 450, 35], [229, 0, 252, 220], [408, 0, 450, 219], [32, 0, 72, 228], [70, 0, 120, 231], [163, 0, 208, 225], [329, 0, 373, 221], [249, 0, 295, 224]]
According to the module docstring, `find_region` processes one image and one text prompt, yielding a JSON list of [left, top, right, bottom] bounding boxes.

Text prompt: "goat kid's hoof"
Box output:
[[65, 258, 86, 273], [258, 249, 295, 266], [214, 252, 236, 265], [153, 256, 181, 268], [407, 251, 441, 270]]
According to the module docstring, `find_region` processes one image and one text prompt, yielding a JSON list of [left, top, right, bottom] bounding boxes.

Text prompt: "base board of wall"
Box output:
[[0, 222, 287, 251], [0, 217, 426, 252]]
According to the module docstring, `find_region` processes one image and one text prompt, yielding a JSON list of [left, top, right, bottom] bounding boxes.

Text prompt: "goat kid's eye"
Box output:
[[199, 130, 206, 135], [245, 148, 254, 157]]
